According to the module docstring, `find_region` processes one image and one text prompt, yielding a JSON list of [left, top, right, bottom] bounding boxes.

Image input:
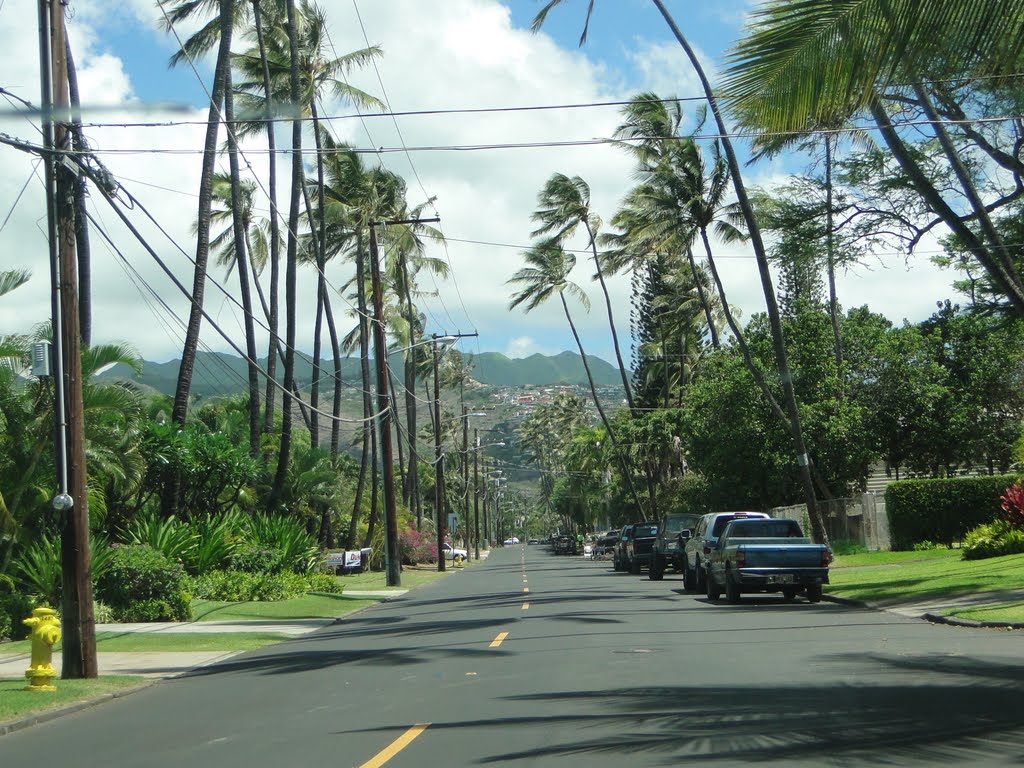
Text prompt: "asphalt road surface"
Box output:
[[4, 545, 1024, 767]]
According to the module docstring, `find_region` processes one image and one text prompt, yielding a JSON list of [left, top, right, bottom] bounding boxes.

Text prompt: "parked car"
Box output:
[[683, 511, 769, 592], [649, 513, 703, 580], [625, 522, 660, 574], [527, 538, 540, 545], [441, 543, 468, 560], [553, 535, 576, 555], [592, 530, 619, 560], [504, 536, 521, 545], [612, 524, 635, 571], [705, 518, 832, 603]]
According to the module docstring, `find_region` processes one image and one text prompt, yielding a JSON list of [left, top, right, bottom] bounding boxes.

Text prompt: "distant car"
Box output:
[[441, 543, 468, 560], [503, 536, 520, 545], [649, 513, 703, 580], [683, 511, 769, 592], [613, 524, 636, 572], [527, 538, 540, 545], [592, 530, 619, 560]]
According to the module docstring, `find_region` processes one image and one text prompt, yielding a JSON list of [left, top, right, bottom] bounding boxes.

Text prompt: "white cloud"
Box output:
[[0, 0, 964, 372], [505, 336, 556, 359]]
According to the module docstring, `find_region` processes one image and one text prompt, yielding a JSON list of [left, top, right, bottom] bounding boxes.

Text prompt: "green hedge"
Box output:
[[886, 474, 1024, 550], [95, 544, 191, 622]]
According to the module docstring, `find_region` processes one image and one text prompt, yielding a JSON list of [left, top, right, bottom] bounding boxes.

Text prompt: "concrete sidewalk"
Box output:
[[825, 587, 1024, 627]]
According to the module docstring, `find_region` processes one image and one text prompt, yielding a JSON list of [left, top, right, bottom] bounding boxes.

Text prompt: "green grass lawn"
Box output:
[[828, 550, 1024, 606], [947, 602, 1024, 624], [0, 676, 144, 724], [191, 593, 377, 622], [0, 632, 290, 657], [337, 563, 468, 591]]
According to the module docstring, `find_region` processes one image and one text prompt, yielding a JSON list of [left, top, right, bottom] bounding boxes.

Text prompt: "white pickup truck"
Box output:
[[705, 518, 832, 603]]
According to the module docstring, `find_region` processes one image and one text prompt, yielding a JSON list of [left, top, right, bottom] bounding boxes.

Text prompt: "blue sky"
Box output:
[[0, 1, 956, 367]]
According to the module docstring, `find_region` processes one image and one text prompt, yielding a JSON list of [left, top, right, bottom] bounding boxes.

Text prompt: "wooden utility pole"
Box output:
[[473, 428, 480, 561], [431, 335, 446, 572], [368, 223, 400, 587], [38, 0, 96, 678]]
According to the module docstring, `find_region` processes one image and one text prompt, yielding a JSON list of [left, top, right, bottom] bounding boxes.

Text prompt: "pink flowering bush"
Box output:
[[1000, 482, 1024, 529], [399, 528, 437, 565]]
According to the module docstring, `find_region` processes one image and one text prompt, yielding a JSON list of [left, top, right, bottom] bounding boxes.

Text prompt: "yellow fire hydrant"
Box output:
[[23, 607, 61, 692]]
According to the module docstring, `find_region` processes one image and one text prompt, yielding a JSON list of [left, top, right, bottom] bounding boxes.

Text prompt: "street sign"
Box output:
[[447, 513, 458, 532]]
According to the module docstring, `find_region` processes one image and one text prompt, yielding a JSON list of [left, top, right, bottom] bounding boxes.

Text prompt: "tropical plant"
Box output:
[[244, 511, 320, 573]]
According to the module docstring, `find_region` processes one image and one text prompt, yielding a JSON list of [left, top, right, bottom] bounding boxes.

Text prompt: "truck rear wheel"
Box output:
[[725, 568, 741, 603], [806, 584, 823, 603], [683, 563, 696, 592], [630, 557, 641, 575], [706, 569, 721, 601], [649, 557, 663, 581]]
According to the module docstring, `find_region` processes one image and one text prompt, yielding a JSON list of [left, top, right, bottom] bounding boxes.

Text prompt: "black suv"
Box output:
[[649, 513, 702, 580], [625, 522, 660, 574]]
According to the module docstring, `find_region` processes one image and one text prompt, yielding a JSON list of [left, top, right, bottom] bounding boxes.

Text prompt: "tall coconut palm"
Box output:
[[507, 240, 647, 516], [723, 0, 1024, 318], [533, 1, 827, 542], [209, 173, 261, 456], [532, 173, 635, 410], [161, 0, 247, 428], [233, 1, 382, 447]]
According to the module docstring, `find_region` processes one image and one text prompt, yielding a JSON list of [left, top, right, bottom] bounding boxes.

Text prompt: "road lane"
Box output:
[[3, 544, 1023, 767]]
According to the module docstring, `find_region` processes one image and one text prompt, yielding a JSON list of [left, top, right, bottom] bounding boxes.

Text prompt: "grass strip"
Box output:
[[0, 676, 143, 723], [832, 548, 960, 569], [1, 631, 290, 656], [335, 563, 461, 591], [828, 551, 1024, 603], [945, 602, 1024, 624], [192, 594, 377, 622]]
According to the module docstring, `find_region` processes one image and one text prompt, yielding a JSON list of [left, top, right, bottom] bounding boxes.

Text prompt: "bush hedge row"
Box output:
[[885, 474, 1024, 550]]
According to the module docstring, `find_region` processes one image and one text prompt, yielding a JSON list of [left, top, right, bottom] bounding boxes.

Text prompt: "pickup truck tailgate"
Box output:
[[736, 540, 825, 568]]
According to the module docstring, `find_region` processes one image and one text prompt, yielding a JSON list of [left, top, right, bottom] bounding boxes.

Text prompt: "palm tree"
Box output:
[[507, 239, 647, 516], [723, 0, 1024, 318], [533, 0, 828, 542], [160, 0, 248, 429], [532, 173, 635, 410], [209, 173, 261, 456]]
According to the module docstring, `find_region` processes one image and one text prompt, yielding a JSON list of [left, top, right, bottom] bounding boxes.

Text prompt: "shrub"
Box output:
[[1001, 482, 1024, 529], [885, 474, 1024, 549], [188, 569, 310, 602], [231, 545, 286, 575], [12, 532, 115, 607], [96, 544, 191, 622], [183, 511, 244, 575], [962, 520, 1024, 560], [244, 513, 319, 574], [305, 572, 343, 594], [0, 591, 34, 642], [124, 512, 198, 564], [399, 528, 436, 565]]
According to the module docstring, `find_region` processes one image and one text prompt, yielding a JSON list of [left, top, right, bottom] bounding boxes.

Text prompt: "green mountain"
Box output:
[[99, 350, 622, 397], [468, 351, 622, 386]]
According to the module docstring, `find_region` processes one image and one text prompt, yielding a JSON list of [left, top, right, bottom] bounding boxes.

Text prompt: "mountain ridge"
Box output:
[[98, 349, 624, 397]]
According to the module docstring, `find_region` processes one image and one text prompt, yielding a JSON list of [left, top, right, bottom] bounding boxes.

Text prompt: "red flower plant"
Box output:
[[1000, 482, 1024, 529]]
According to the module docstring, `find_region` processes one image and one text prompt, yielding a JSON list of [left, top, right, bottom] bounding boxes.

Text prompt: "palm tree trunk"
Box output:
[[323, 290, 343, 459], [268, 0, 303, 510], [686, 247, 719, 349], [308, 104, 331, 448], [348, 232, 374, 548], [252, 0, 281, 434], [224, 64, 261, 457], [824, 136, 844, 401], [652, 0, 826, 542], [559, 293, 647, 518], [363, 426, 379, 550], [165, 0, 234, 517], [584, 221, 634, 410]]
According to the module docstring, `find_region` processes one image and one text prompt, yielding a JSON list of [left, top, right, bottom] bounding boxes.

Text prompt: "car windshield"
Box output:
[[663, 516, 698, 533], [634, 525, 658, 537]]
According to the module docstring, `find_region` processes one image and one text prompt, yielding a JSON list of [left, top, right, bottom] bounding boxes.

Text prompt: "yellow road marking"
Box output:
[[359, 723, 430, 768], [522, 602, 530, 610], [523, 587, 529, 593], [489, 632, 509, 648]]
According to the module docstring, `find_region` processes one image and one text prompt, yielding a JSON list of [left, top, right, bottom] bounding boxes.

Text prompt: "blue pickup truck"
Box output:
[[705, 518, 832, 603]]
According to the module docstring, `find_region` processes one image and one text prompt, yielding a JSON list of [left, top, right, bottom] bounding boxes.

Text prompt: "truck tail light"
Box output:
[[822, 549, 833, 566], [735, 550, 745, 567], [703, 546, 712, 555]]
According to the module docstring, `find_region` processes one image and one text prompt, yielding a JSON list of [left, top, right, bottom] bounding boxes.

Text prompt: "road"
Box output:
[[4, 545, 1024, 767]]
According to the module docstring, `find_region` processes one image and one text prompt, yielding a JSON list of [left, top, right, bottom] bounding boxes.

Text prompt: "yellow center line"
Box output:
[[523, 587, 529, 593], [489, 631, 509, 648], [359, 723, 431, 768], [522, 602, 530, 610]]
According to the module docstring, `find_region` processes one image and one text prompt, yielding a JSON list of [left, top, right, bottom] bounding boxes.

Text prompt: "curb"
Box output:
[[922, 612, 1024, 630], [823, 593, 870, 609]]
